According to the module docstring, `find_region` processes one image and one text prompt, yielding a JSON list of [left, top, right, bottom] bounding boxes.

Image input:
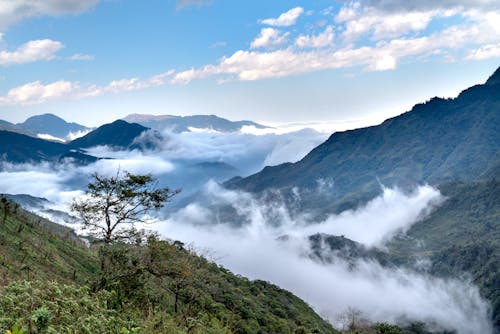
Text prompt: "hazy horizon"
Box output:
[[1, 1, 499, 126]]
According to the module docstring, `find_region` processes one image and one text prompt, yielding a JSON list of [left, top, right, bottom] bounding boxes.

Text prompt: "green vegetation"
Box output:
[[0, 196, 338, 333], [387, 180, 500, 331], [0, 197, 98, 284]]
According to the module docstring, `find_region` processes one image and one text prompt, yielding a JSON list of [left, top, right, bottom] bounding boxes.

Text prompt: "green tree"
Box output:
[[71, 171, 179, 244], [1, 197, 10, 225]]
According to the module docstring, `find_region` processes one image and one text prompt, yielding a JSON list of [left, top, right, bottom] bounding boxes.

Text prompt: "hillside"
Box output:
[[228, 67, 500, 214], [0, 197, 338, 334], [0, 130, 97, 164], [123, 114, 269, 133], [387, 180, 500, 330]]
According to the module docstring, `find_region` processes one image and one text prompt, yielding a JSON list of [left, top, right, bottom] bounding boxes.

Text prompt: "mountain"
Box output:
[[228, 66, 500, 214], [0, 197, 337, 333], [0, 120, 36, 136], [387, 180, 500, 331], [0, 130, 97, 164], [69, 120, 151, 150], [226, 66, 500, 332], [17, 113, 90, 139], [123, 114, 269, 133]]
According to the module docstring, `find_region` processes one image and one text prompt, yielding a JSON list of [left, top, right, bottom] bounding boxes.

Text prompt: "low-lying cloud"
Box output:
[[156, 182, 492, 334], [0, 128, 493, 333]]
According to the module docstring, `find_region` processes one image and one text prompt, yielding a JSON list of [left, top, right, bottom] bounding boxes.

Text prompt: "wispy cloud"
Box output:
[[251, 28, 289, 49], [0, 39, 63, 66], [466, 43, 500, 60], [176, 0, 212, 10], [0, 0, 100, 29], [295, 26, 334, 48], [0, 70, 175, 106], [171, 6, 500, 83], [261, 7, 304, 27], [158, 182, 492, 334], [68, 53, 94, 61]]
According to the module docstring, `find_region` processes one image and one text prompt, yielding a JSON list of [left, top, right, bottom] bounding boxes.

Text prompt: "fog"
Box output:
[[0, 127, 494, 333], [156, 182, 492, 334]]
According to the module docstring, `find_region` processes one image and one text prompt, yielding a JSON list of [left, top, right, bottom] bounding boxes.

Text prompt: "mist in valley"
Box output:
[[0, 128, 493, 334]]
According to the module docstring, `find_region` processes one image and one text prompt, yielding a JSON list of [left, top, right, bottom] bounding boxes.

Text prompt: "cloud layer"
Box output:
[[0, 129, 493, 333], [158, 182, 492, 334]]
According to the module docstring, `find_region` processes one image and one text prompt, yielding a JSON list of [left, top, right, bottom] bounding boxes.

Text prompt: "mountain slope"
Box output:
[[0, 130, 96, 164], [386, 180, 500, 331], [0, 197, 338, 333], [123, 114, 269, 133], [17, 113, 89, 139], [229, 67, 500, 213], [69, 120, 149, 150]]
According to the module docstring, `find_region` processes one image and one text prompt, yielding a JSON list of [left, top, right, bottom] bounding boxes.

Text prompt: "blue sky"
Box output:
[[0, 0, 499, 127]]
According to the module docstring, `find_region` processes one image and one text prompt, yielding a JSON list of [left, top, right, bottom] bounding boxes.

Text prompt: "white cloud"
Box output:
[[295, 26, 334, 48], [0, 39, 63, 66], [176, 0, 211, 9], [251, 28, 289, 49], [261, 7, 304, 27], [105, 78, 147, 93], [37, 133, 66, 142], [158, 182, 492, 334], [68, 53, 94, 61], [171, 9, 500, 84], [0, 0, 99, 29], [0, 80, 78, 105], [335, 3, 438, 41], [466, 43, 500, 60], [364, 0, 500, 12], [0, 70, 175, 106]]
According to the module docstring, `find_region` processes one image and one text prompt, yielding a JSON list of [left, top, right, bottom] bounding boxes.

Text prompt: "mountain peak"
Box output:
[[485, 66, 500, 86], [18, 113, 89, 139], [69, 120, 149, 149]]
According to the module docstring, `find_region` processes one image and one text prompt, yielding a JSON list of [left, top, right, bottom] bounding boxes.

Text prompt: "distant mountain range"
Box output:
[[0, 119, 150, 164], [122, 114, 269, 133]]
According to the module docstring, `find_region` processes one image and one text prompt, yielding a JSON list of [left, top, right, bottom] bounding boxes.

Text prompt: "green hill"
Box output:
[[0, 198, 337, 334]]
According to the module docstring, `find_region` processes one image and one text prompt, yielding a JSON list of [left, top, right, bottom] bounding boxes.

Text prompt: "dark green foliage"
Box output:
[[374, 323, 402, 334], [30, 307, 50, 332], [0, 199, 338, 333], [0, 280, 138, 333], [97, 236, 337, 333]]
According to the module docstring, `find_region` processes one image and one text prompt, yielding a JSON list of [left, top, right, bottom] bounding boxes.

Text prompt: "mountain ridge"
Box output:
[[228, 66, 500, 214], [123, 113, 269, 133]]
